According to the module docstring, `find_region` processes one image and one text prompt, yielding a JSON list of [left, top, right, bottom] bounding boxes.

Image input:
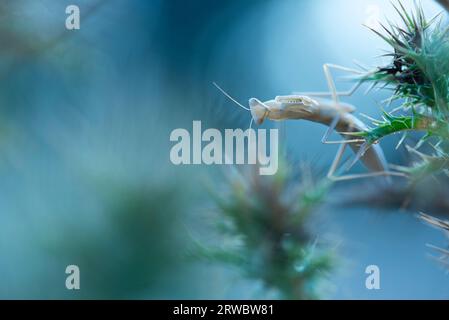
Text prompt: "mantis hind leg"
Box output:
[[293, 63, 364, 100], [328, 170, 407, 182], [326, 143, 407, 182], [327, 144, 347, 179]]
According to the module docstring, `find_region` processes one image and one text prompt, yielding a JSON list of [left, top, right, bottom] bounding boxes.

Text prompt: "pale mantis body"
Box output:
[[214, 63, 404, 181]]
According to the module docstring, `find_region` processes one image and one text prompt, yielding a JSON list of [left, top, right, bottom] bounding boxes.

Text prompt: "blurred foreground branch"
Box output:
[[194, 162, 334, 300], [419, 213, 449, 269]]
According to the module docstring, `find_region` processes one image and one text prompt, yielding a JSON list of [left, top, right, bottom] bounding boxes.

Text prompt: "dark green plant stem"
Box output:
[[352, 113, 449, 144]]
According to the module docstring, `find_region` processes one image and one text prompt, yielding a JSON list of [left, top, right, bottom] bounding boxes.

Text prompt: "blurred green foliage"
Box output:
[[52, 183, 188, 299], [195, 162, 334, 300]]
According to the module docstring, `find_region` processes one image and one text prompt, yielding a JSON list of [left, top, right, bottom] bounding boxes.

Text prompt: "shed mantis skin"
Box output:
[[214, 63, 404, 181]]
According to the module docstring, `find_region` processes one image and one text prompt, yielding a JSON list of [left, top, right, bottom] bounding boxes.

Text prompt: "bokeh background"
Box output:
[[0, 0, 448, 299]]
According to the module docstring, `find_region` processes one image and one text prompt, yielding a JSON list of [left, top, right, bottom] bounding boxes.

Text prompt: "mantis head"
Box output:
[[248, 98, 269, 125]]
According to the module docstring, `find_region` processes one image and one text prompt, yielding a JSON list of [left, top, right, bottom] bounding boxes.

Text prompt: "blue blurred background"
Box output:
[[0, 0, 448, 299]]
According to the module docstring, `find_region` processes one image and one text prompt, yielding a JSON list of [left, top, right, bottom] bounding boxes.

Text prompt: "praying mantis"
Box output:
[[214, 63, 406, 181]]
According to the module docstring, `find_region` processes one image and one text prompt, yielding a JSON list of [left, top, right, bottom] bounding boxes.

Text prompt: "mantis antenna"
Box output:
[[212, 82, 250, 111], [213, 82, 257, 141]]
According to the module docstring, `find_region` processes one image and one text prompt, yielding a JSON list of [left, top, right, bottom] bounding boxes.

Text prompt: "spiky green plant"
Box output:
[[194, 162, 333, 300], [364, 2, 449, 114], [344, 2, 449, 181]]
